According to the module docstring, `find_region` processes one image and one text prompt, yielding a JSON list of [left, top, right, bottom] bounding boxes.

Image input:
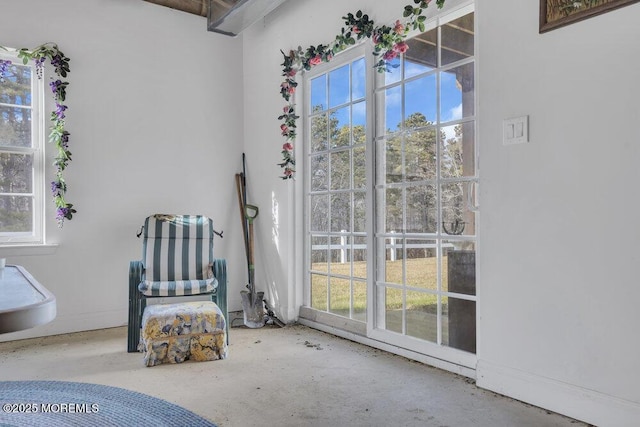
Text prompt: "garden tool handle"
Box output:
[[245, 204, 259, 221]]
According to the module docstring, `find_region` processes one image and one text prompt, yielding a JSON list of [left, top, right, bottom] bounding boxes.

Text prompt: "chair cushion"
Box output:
[[142, 214, 214, 283], [138, 277, 218, 297]]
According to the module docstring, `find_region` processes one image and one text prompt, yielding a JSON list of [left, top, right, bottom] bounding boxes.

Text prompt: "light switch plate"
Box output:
[[503, 115, 529, 145]]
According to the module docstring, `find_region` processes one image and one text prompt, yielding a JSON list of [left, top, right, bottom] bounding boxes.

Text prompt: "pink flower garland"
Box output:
[[277, 0, 446, 179]]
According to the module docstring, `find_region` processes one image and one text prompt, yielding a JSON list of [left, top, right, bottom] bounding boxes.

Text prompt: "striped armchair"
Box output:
[[127, 214, 228, 353]]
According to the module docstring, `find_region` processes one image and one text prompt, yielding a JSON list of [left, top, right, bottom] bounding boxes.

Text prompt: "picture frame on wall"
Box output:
[[539, 0, 640, 33]]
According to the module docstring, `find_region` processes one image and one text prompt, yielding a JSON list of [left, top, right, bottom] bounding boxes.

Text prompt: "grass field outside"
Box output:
[[310, 255, 476, 347], [310, 256, 450, 313]]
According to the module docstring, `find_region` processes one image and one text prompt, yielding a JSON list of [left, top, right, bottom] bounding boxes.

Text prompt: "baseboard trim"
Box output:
[[299, 307, 366, 335], [477, 359, 640, 427]]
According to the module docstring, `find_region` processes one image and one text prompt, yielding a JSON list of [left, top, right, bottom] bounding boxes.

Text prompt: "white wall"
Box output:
[[2, 0, 639, 424], [0, 0, 247, 341], [476, 1, 640, 425], [243, 0, 640, 425]]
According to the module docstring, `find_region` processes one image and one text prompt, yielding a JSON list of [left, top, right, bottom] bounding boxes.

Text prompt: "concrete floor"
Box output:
[[0, 324, 586, 427]]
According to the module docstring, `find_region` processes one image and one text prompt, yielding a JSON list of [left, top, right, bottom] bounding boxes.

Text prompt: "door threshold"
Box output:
[[298, 317, 476, 380]]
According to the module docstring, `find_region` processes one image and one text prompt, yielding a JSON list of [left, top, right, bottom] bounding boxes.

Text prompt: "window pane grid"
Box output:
[[307, 54, 367, 322], [375, 10, 476, 351], [0, 52, 42, 242]]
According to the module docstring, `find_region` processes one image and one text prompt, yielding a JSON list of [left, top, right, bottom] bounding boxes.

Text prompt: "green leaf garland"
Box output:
[[1, 43, 75, 227], [277, 0, 446, 179]]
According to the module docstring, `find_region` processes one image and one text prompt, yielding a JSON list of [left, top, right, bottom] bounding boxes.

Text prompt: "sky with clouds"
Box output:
[[310, 55, 469, 143]]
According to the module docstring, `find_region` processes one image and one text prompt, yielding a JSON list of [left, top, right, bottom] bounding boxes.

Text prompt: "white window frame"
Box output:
[[0, 50, 45, 245], [302, 44, 371, 315]]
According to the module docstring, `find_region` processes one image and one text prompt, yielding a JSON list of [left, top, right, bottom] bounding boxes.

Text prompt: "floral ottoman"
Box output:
[[139, 301, 227, 367]]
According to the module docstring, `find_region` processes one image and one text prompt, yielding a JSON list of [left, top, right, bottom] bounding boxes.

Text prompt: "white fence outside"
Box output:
[[312, 231, 455, 263]]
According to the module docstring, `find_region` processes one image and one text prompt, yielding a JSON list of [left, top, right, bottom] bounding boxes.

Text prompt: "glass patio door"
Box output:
[[306, 49, 369, 323], [304, 5, 477, 369], [370, 7, 477, 367]]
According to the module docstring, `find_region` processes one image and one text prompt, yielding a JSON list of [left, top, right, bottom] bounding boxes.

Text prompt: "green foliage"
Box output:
[[0, 207, 32, 233]]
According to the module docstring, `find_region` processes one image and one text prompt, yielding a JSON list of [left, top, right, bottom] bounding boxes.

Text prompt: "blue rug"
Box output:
[[0, 381, 217, 426]]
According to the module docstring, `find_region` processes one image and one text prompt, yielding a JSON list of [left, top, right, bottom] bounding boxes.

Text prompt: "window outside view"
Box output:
[[0, 58, 38, 238], [306, 10, 477, 357]]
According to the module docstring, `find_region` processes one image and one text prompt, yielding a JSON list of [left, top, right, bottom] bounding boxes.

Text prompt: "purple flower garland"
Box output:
[[1, 43, 75, 227]]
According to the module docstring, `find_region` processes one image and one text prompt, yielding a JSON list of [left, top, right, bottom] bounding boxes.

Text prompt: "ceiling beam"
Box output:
[[143, 0, 207, 17]]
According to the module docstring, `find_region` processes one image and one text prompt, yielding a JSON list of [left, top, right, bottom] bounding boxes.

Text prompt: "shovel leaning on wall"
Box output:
[[235, 154, 264, 328], [240, 203, 264, 328]]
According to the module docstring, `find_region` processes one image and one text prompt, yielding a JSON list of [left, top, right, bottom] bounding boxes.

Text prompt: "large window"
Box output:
[[306, 50, 369, 322], [374, 8, 477, 358], [0, 52, 44, 243], [304, 5, 477, 366]]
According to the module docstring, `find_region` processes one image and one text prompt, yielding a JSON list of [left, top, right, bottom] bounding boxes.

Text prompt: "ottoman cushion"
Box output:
[[140, 301, 227, 367]]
